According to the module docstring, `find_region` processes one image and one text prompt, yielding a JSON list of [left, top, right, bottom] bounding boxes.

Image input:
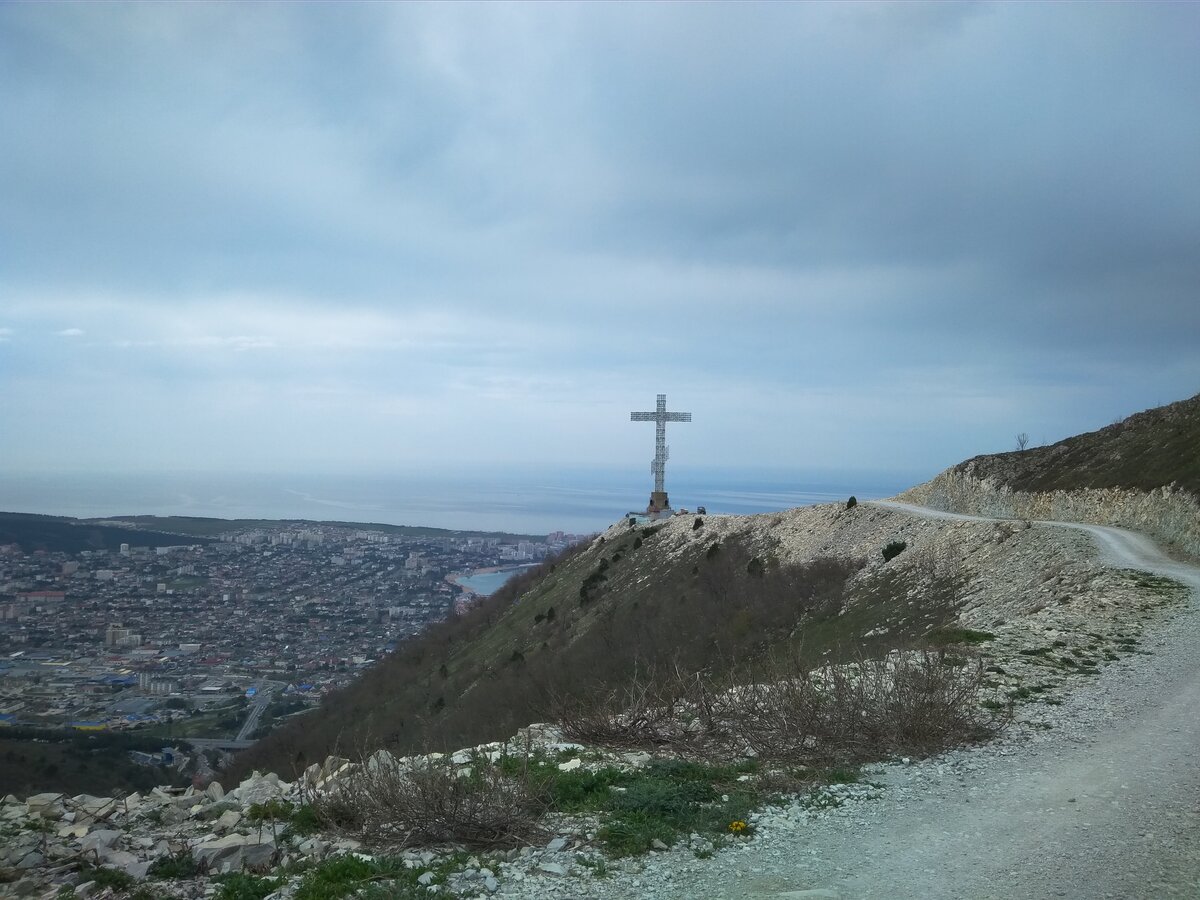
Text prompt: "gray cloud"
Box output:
[[0, 2, 1197, 479]]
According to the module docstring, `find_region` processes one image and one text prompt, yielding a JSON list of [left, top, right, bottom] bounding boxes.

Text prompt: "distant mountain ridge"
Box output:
[[0, 511, 544, 553], [0, 511, 215, 554]]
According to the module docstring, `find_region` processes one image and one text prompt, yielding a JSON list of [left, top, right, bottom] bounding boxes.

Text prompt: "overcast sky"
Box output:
[[2, 2, 1197, 487]]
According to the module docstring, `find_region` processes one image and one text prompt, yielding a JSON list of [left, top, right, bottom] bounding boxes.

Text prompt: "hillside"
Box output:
[[0, 511, 214, 554], [0, 727, 189, 797], [4, 512, 1195, 900], [228, 493, 1175, 782], [950, 392, 1200, 496], [231, 391, 1199, 780]]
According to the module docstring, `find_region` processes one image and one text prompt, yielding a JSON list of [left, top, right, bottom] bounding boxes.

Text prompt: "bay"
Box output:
[[455, 567, 535, 596]]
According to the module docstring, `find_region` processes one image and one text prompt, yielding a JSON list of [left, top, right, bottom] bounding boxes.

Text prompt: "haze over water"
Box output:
[[0, 468, 910, 536]]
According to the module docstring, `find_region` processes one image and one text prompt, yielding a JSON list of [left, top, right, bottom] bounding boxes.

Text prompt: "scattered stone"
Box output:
[[25, 793, 66, 820], [193, 834, 277, 874]]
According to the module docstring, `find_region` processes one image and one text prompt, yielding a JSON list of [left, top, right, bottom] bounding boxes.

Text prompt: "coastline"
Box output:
[[447, 563, 537, 598]]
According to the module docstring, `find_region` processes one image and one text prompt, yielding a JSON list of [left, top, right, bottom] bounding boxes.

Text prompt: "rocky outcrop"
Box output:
[[899, 469, 1200, 560], [0, 726, 642, 900]]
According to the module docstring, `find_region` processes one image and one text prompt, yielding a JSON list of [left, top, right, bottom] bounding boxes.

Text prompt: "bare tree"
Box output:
[[1015, 432, 1030, 451]]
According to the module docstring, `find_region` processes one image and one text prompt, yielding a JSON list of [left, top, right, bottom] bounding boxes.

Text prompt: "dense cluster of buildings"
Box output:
[[0, 522, 584, 736]]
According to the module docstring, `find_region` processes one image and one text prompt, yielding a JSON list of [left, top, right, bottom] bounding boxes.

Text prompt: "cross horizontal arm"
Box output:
[[630, 412, 692, 421]]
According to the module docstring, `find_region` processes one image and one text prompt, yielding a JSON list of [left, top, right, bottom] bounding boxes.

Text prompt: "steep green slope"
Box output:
[[229, 512, 960, 781], [956, 392, 1200, 496]]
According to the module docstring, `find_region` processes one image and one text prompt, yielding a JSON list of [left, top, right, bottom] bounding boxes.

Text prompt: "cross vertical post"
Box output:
[[630, 393, 692, 517]]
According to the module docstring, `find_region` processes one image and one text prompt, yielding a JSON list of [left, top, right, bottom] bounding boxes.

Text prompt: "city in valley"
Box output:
[[0, 519, 584, 751]]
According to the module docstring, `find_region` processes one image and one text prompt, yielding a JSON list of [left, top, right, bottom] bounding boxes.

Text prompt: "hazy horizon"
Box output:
[[0, 465, 914, 535]]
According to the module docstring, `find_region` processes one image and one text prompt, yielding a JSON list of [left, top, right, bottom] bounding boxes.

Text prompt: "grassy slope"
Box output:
[[229, 513, 960, 781], [955, 392, 1200, 496]]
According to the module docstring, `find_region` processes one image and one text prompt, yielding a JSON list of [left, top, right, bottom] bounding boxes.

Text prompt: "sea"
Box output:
[[455, 567, 537, 596], [0, 467, 918, 537]]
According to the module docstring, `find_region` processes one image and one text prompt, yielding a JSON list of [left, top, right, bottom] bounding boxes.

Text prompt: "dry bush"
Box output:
[[719, 650, 1009, 765], [548, 650, 1008, 767], [546, 662, 729, 752], [312, 754, 546, 848]]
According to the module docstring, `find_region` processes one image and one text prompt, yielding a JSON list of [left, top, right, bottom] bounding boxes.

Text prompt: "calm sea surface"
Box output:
[[0, 468, 916, 536], [456, 567, 537, 595]]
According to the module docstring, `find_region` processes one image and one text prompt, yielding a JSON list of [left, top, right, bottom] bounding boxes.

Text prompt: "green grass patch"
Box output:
[[924, 627, 995, 647], [510, 757, 767, 858], [76, 867, 134, 892], [287, 803, 323, 836], [214, 873, 283, 900], [246, 798, 293, 822], [292, 854, 465, 900], [545, 766, 627, 812], [148, 852, 202, 880]]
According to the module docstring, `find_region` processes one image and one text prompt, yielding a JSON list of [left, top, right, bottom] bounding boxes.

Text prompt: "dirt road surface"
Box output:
[[663, 502, 1200, 899]]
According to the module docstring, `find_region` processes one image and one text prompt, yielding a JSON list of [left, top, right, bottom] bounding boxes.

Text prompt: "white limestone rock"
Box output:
[[192, 833, 278, 874], [25, 793, 65, 820], [229, 771, 288, 807], [80, 829, 123, 855]]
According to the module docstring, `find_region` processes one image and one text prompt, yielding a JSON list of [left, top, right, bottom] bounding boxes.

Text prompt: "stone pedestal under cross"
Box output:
[[630, 393, 691, 516]]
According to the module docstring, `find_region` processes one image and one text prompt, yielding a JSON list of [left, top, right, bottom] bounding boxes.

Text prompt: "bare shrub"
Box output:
[[547, 662, 724, 752], [876, 652, 1007, 755], [720, 651, 1009, 765], [312, 754, 546, 848], [548, 650, 1006, 767]]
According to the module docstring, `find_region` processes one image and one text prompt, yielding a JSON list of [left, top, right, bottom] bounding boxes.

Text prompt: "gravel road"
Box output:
[[574, 503, 1200, 900]]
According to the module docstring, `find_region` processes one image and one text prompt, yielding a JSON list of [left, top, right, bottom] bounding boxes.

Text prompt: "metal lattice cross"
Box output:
[[630, 394, 692, 494]]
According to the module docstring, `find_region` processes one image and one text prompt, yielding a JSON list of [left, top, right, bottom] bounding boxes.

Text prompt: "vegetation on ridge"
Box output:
[[954, 392, 1200, 496], [230, 517, 965, 783], [0, 510, 215, 554], [0, 727, 190, 797]]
